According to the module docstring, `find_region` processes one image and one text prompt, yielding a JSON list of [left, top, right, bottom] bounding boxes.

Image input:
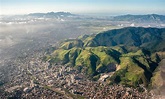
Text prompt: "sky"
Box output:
[[0, 0, 165, 15]]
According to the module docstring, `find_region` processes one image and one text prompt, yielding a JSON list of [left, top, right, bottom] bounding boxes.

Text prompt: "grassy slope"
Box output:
[[46, 27, 164, 87], [49, 46, 157, 86]]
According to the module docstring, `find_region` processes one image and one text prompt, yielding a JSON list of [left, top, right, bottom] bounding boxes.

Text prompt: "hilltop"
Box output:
[[44, 27, 165, 87]]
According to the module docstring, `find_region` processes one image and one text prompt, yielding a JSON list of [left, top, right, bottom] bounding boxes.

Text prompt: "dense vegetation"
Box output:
[[45, 27, 165, 87]]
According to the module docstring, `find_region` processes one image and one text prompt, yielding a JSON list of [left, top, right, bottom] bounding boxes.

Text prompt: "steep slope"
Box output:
[[85, 27, 165, 52], [151, 59, 165, 95], [46, 27, 165, 87]]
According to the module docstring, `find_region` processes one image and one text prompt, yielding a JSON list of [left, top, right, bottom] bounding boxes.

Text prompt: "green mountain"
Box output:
[[84, 27, 165, 52], [45, 27, 165, 87]]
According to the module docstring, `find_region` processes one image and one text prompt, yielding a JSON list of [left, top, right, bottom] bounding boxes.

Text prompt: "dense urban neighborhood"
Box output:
[[0, 50, 153, 98]]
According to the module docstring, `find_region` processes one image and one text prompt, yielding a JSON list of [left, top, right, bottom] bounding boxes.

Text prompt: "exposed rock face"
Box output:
[[99, 74, 109, 82]]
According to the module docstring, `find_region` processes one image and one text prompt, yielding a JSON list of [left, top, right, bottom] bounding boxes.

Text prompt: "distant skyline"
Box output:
[[0, 0, 165, 15]]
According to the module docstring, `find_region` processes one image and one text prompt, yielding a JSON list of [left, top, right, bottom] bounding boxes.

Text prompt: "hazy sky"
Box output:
[[0, 0, 165, 15]]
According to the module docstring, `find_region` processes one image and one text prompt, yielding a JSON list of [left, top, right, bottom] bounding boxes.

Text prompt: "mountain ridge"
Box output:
[[113, 14, 165, 23], [45, 27, 165, 87], [84, 27, 165, 52], [27, 11, 76, 18]]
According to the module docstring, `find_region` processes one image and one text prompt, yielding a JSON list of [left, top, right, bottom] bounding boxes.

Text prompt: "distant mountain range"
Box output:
[[45, 27, 165, 87], [2, 12, 164, 24], [26, 12, 165, 23], [27, 12, 76, 18], [113, 14, 165, 23]]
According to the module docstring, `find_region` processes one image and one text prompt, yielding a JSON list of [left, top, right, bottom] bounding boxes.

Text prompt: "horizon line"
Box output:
[[1, 11, 165, 16]]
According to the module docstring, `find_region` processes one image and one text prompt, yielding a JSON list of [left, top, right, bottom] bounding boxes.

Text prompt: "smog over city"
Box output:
[[0, 0, 165, 98]]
